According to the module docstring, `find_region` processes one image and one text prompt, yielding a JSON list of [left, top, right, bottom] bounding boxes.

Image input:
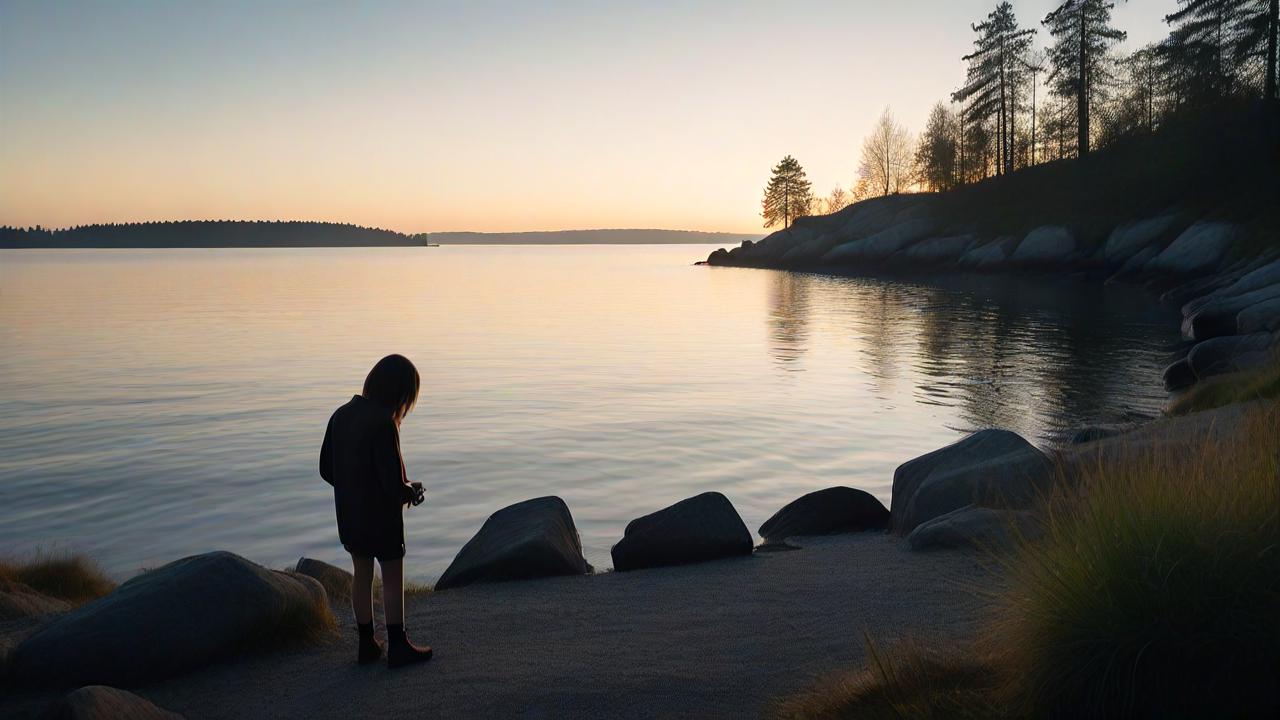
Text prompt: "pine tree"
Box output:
[[761, 156, 813, 230], [1044, 0, 1127, 157], [1164, 0, 1279, 101], [953, 2, 1036, 176]]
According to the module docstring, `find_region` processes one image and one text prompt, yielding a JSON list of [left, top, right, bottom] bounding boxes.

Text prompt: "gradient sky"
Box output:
[[1, 0, 1171, 234]]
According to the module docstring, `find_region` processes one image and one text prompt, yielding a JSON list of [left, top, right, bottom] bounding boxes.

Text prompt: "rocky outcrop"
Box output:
[[1103, 214, 1182, 266], [1144, 221, 1238, 276], [906, 505, 1041, 551], [1184, 283, 1280, 340], [1010, 226, 1075, 266], [9, 551, 329, 687], [1163, 357, 1197, 391], [42, 686, 184, 720], [1237, 298, 1280, 334], [896, 234, 976, 266], [611, 492, 753, 572], [1186, 332, 1277, 381], [890, 429, 1053, 537], [758, 487, 890, 544], [436, 496, 591, 591], [822, 220, 936, 264], [294, 557, 353, 601], [957, 236, 1017, 270]]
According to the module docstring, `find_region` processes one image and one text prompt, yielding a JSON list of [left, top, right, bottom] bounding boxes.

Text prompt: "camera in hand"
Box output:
[[409, 483, 426, 507]]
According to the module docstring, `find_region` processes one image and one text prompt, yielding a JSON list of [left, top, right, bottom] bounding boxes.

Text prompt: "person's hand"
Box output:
[[408, 481, 425, 507]]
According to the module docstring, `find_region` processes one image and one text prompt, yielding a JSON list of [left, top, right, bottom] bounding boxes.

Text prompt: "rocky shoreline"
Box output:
[[703, 195, 1280, 397], [2, 397, 1261, 718]]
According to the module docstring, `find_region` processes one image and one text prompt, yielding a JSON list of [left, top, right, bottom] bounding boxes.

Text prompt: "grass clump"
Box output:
[[994, 401, 1280, 718], [1167, 356, 1280, 415], [771, 638, 1002, 720], [0, 552, 115, 604]]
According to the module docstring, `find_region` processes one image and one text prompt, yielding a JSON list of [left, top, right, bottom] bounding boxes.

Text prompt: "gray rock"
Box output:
[[42, 686, 183, 720], [890, 429, 1053, 536], [611, 492, 752, 572], [758, 487, 889, 544], [1108, 245, 1161, 282], [1144, 221, 1238, 276], [907, 505, 1042, 551], [897, 234, 976, 265], [1188, 333, 1277, 381], [1185, 284, 1280, 340], [705, 248, 730, 265], [958, 236, 1017, 270], [294, 557, 352, 601], [436, 496, 591, 591], [1010, 226, 1075, 265], [1103, 214, 1182, 266], [10, 551, 328, 687], [1211, 257, 1280, 299], [1237, 298, 1280, 334], [821, 219, 936, 264], [1069, 426, 1125, 445]]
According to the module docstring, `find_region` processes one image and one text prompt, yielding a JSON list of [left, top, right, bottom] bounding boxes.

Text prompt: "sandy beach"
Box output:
[[2, 534, 995, 719]]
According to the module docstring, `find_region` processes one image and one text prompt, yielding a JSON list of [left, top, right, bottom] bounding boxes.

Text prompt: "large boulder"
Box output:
[[1237, 298, 1280, 334], [1010, 226, 1076, 266], [43, 686, 183, 720], [294, 557, 353, 601], [1208, 257, 1280, 300], [958, 236, 1018, 270], [1144, 221, 1238, 276], [435, 496, 591, 591], [907, 505, 1042, 552], [1187, 332, 1277, 381], [890, 429, 1053, 536], [1185, 283, 1280, 340], [705, 247, 730, 265], [896, 234, 976, 266], [758, 487, 889, 544], [1163, 357, 1197, 391], [821, 220, 936, 264], [1107, 245, 1161, 283], [9, 552, 328, 687], [611, 492, 752, 572], [1103, 214, 1182, 266]]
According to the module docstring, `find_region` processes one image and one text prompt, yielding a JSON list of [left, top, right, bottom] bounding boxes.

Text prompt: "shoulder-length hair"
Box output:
[[363, 354, 420, 421]]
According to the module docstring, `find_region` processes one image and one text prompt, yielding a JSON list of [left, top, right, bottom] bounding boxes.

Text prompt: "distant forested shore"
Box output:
[[0, 222, 761, 248]]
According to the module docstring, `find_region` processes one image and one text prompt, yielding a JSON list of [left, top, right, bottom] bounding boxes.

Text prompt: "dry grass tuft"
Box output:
[[0, 552, 115, 605], [1167, 355, 1280, 416]]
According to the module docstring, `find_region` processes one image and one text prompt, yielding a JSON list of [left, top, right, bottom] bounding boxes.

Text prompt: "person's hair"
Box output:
[[362, 354, 420, 421]]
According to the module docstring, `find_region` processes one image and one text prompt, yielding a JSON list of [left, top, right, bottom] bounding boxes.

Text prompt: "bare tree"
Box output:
[[857, 107, 915, 196], [824, 185, 851, 214]]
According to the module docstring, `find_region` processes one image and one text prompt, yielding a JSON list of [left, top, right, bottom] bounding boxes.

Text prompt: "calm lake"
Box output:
[[0, 245, 1182, 581]]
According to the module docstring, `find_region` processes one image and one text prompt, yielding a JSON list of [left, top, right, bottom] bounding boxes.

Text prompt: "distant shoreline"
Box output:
[[0, 222, 761, 249]]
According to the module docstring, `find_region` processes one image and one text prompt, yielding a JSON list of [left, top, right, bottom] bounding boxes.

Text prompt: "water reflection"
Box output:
[[768, 272, 810, 370]]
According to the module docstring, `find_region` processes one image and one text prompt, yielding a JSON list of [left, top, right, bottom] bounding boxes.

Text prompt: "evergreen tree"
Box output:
[[761, 156, 813, 230], [1164, 0, 1279, 101], [953, 2, 1036, 176], [1044, 0, 1128, 157]]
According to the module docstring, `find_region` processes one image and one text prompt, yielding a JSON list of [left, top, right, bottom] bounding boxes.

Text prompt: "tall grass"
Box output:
[[1167, 356, 1280, 416], [0, 552, 115, 604], [993, 401, 1279, 718]]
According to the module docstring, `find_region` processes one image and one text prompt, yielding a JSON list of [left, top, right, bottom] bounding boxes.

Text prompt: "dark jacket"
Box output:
[[319, 395, 413, 559]]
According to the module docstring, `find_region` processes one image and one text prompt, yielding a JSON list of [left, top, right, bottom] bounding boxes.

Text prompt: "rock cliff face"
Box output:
[[705, 196, 1279, 398]]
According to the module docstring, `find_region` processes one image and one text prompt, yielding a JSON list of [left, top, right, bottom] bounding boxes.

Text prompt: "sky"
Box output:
[[1, 0, 1173, 234]]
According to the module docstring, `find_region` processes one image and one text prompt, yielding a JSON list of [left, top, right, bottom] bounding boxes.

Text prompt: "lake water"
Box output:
[[0, 245, 1182, 582]]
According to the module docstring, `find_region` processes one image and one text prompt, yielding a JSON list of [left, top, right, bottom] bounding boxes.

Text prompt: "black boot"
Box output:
[[386, 623, 432, 668], [357, 622, 383, 665]]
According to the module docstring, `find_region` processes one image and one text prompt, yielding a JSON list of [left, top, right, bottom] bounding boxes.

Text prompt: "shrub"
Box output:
[[993, 401, 1280, 718]]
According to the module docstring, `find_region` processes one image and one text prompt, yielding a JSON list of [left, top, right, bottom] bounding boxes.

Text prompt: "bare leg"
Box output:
[[379, 557, 405, 625], [379, 557, 432, 667], [350, 554, 375, 625]]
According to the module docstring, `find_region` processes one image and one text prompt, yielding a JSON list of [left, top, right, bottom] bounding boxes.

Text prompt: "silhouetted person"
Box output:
[[320, 354, 432, 668]]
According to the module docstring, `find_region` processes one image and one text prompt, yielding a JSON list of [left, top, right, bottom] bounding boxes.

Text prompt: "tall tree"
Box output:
[[1023, 48, 1048, 165], [824, 185, 851, 214], [1044, 0, 1127, 157], [953, 2, 1036, 176], [761, 155, 813, 230], [858, 107, 915, 196], [915, 102, 960, 191], [1164, 0, 1279, 101]]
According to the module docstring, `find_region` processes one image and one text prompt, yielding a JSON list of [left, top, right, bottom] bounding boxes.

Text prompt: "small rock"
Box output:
[[436, 496, 591, 590], [43, 686, 183, 720], [611, 492, 753, 572], [907, 505, 1042, 551], [294, 558, 353, 601], [758, 487, 889, 544]]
